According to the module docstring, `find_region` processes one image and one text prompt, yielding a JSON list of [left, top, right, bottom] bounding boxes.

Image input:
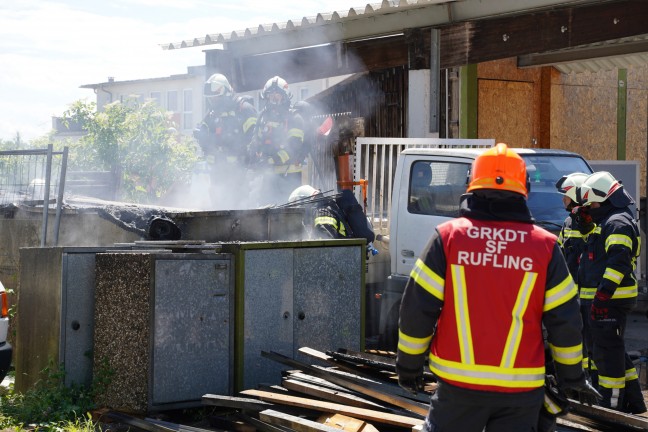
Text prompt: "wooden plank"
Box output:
[[567, 398, 648, 431], [282, 378, 386, 409], [237, 412, 293, 432], [242, 390, 424, 428], [202, 394, 274, 411], [440, 0, 648, 68], [259, 409, 343, 432], [104, 411, 177, 432], [329, 350, 436, 381], [292, 348, 431, 405], [317, 414, 380, 432], [145, 417, 219, 432]]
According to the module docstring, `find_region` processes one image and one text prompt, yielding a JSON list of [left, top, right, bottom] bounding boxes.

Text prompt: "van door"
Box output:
[[391, 154, 474, 277]]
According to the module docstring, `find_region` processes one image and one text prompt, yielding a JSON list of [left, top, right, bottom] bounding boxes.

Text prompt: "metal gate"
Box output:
[[353, 138, 494, 234], [0, 144, 69, 246]]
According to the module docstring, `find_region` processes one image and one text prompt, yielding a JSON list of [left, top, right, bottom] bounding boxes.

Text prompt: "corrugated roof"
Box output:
[[160, 0, 600, 53], [161, 0, 454, 50]]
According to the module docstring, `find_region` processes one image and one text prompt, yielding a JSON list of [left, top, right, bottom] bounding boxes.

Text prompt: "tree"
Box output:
[[62, 98, 198, 204]]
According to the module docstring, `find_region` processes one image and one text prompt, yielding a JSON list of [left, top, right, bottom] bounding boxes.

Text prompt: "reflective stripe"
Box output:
[[599, 375, 625, 389], [626, 367, 639, 381], [277, 149, 290, 164], [314, 216, 346, 236], [272, 164, 302, 174], [580, 287, 596, 300], [501, 272, 537, 368], [564, 229, 583, 239], [582, 357, 598, 370], [603, 267, 624, 284], [428, 354, 545, 388], [397, 330, 432, 355], [580, 285, 637, 300], [605, 234, 633, 252], [544, 276, 577, 311], [287, 128, 304, 141], [451, 264, 474, 365], [549, 343, 583, 366], [612, 284, 638, 299], [544, 394, 563, 415], [242, 117, 257, 133], [410, 259, 445, 301]]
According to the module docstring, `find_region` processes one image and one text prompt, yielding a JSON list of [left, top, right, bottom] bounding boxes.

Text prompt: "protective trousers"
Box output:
[[589, 305, 644, 412], [423, 381, 544, 432]]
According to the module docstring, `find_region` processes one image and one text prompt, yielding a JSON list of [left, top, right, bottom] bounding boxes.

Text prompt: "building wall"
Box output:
[[473, 58, 648, 193], [94, 74, 204, 135], [552, 66, 648, 191]]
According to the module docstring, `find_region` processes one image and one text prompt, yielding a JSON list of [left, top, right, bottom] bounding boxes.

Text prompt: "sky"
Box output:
[[0, 0, 362, 142]]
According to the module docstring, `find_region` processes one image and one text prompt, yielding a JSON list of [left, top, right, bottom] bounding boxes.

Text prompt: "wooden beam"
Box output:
[[259, 409, 343, 432], [441, 0, 648, 68], [241, 390, 424, 428], [282, 378, 387, 409], [288, 348, 430, 405], [202, 394, 274, 411], [209, 33, 426, 92], [566, 398, 648, 431], [518, 39, 648, 68]]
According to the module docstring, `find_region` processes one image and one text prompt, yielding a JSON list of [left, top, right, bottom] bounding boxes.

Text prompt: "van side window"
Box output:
[[408, 161, 470, 217]]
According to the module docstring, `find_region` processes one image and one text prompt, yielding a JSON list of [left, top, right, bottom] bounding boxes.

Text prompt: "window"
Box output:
[[150, 91, 162, 107], [408, 161, 470, 217], [300, 88, 309, 101], [182, 89, 193, 130], [167, 90, 178, 112]]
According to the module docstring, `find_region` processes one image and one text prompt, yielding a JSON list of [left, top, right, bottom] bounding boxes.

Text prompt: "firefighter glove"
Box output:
[[570, 206, 596, 235], [591, 290, 611, 320], [560, 375, 602, 406], [396, 364, 425, 395]]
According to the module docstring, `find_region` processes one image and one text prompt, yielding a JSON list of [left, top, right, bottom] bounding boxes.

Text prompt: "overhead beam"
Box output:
[[208, 33, 430, 92], [441, 0, 648, 68], [518, 39, 648, 68]]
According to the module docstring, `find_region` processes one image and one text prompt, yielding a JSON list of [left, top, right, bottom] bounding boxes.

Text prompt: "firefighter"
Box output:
[[396, 143, 600, 432], [250, 76, 306, 205], [573, 171, 646, 414], [288, 184, 375, 243], [556, 173, 598, 381], [288, 185, 353, 239], [193, 73, 257, 204]]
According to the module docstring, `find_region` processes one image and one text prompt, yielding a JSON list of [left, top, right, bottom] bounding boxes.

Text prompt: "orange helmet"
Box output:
[[467, 143, 528, 197]]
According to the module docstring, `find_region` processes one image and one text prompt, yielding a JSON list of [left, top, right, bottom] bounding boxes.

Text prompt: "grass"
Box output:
[[0, 361, 113, 431]]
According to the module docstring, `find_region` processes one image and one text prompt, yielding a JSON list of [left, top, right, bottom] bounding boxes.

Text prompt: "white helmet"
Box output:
[[580, 171, 624, 205], [261, 76, 292, 108], [204, 73, 233, 99], [555, 172, 588, 203], [288, 185, 319, 203]]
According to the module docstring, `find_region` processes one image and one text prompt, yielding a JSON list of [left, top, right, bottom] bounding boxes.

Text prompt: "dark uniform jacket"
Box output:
[[194, 96, 257, 162], [577, 203, 640, 308], [252, 109, 305, 172], [557, 215, 586, 284]]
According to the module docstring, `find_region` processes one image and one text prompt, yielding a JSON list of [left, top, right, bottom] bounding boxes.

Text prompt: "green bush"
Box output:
[[0, 360, 113, 431]]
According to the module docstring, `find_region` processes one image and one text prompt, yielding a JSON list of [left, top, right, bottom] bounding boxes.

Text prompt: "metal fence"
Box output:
[[0, 145, 69, 246], [353, 138, 494, 234]]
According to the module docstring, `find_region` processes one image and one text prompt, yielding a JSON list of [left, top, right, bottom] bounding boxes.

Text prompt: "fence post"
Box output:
[[53, 146, 69, 246], [40, 144, 53, 247]]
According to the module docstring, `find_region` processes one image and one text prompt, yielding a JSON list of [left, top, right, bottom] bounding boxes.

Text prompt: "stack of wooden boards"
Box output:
[[102, 346, 648, 432], [202, 347, 648, 432]]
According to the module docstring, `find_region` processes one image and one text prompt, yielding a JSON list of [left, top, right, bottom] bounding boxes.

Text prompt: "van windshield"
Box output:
[[407, 154, 592, 232], [522, 154, 592, 231]]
